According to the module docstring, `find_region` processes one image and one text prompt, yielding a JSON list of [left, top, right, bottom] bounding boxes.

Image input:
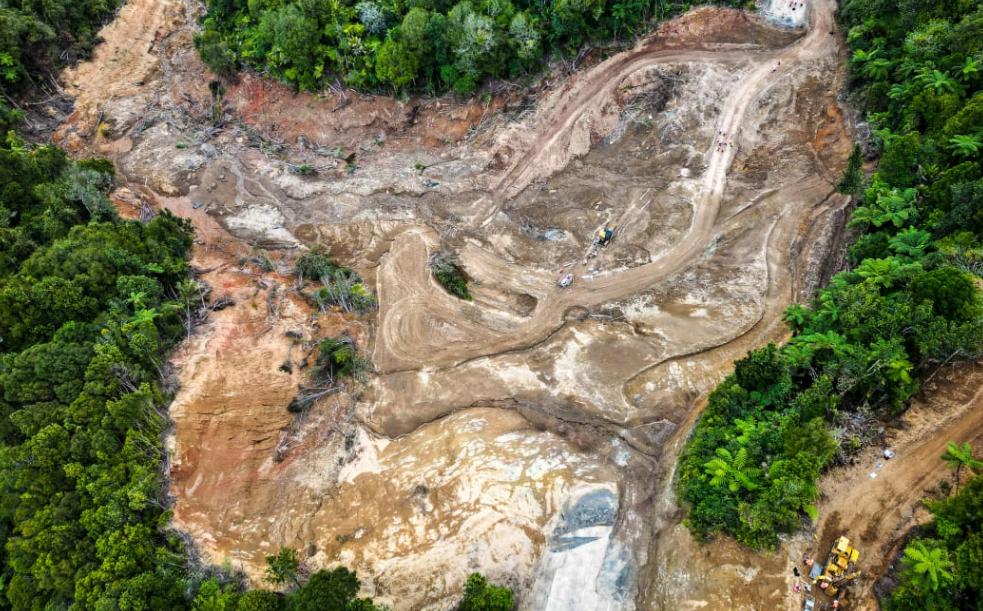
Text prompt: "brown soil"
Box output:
[[807, 360, 983, 609], [50, 0, 982, 609]]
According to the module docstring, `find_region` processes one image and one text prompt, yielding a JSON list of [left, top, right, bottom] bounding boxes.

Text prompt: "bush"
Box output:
[[431, 251, 471, 301], [295, 244, 346, 282], [293, 568, 360, 611], [312, 336, 371, 383], [459, 573, 514, 611], [237, 590, 284, 611], [296, 246, 377, 313]]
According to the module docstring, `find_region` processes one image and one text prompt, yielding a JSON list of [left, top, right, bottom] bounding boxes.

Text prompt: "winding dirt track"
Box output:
[[372, 0, 842, 376]]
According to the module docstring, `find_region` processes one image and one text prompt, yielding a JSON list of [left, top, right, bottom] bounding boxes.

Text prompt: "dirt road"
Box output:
[[371, 0, 844, 377], [808, 360, 983, 609]]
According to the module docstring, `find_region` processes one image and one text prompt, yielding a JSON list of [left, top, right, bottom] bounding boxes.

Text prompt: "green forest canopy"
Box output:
[[193, 0, 743, 94], [0, 133, 198, 610], [0, 0, 128, 129], [675, 0, 983, 549]]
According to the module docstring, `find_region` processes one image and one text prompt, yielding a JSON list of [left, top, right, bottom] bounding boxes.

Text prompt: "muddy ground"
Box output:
[[44, 0, 983, 609]]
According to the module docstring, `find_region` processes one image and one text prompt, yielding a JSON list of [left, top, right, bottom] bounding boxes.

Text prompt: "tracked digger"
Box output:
[[805, 536, 861, 608]]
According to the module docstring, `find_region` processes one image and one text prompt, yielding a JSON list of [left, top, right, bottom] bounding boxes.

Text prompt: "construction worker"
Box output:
[[832, 600, 840, 609]]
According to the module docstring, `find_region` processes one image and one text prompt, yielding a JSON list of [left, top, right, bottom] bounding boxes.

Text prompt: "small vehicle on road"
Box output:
[[558, 273, 574, 288]]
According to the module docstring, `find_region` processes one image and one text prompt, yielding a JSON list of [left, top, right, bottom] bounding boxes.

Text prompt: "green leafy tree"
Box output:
[[916, 68, 961, 95], [862, 58, 894, 81], [237, 590, 283, 611], [401, 8, 434, 76], [376, 38, 420, 91], [875, 133, 923, 187], [194, 578, 241, 611], [258, 5, 323, 90], [836, 143, 865, 195], [783, 303, 810, 332], [733, 343, 787, 394], [194, 30, 235, 76], [293, 567, 361, 611], [887, 82, 913, 102], [791, 330, 855, 361], [940, 441, 983, 492], [849, 47, 879, 67], [901, 540, 955, 593], [346, 598, 383, 611], [955, 532, 983, 590], [458, 573, 514, 611], [888, 227, 932, 260], [848, 185, 918, 230], [854, 257, 919, 289], [909, 267, 982, 322], [948, 133, 983, 158], [264, 548, 302, 588], [959, 57, 979, 83], [509, 12, 541, 61], [704, 447, 762, 492]]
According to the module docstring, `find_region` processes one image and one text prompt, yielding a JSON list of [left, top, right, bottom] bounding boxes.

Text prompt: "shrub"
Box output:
[[312, 336, 371, 383], [430, 251, 471, 301], [459, 573, 514, 611]]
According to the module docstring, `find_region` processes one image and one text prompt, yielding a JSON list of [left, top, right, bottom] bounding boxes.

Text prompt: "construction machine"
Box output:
[[808, 536, 861, 600], [596, 228, 613, 247]]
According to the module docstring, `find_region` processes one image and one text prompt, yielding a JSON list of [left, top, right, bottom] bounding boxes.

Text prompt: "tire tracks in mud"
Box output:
[[372, 0, 842, 385], [621, 181, 847, 429]]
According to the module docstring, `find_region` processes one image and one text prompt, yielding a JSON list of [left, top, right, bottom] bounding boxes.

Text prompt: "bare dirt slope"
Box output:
[[47, 0, 973, 609]]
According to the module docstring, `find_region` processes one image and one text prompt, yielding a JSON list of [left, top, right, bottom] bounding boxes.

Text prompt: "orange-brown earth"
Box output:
[[52, 0, 983, 608]]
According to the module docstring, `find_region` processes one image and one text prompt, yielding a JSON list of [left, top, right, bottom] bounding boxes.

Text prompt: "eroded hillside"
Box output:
[[45, 0, 983, 609]]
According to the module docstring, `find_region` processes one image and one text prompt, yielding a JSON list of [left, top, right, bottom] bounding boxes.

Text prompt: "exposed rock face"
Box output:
[[533, 488, 629, 611]]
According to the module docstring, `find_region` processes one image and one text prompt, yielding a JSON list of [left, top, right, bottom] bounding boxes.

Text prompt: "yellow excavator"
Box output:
[[807, 535, 861, 602]]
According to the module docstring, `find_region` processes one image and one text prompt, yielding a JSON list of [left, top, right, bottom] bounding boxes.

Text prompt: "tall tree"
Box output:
[[704, 447, 762, 492], [940, 441, 983, 492], [836, 143, 865, 195], [293, 567, 361, 611], [264, 548, 302, 588]]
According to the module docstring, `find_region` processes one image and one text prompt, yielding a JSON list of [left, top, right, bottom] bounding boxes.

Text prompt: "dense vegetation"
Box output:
[[676, 0, 983, 548], [459, 572, 514, 611], [194, 0, 740, 94], [0, 134, 199, 609], [0, 0, 126, 129], [885, 445, 983, 611]]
